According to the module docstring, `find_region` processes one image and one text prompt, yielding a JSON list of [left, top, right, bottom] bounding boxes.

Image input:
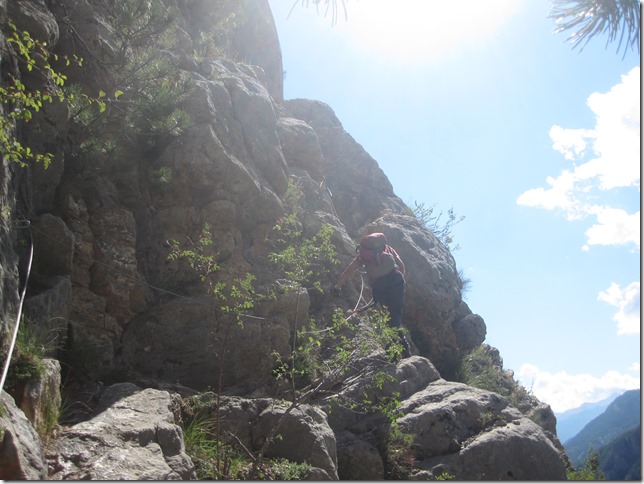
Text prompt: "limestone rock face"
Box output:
[[0, 391, 48, 480], [4, 0, 486, 390], [397, 380, 567, 480], [323, 357, 567, 481], [254, 402, 338, 479], [0, 0, 568, 480], [15, 358, 61, 435], [46, 383, 196, 480]]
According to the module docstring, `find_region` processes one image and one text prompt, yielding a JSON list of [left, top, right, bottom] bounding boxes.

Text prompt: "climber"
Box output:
[[333, 232, 412, 358]]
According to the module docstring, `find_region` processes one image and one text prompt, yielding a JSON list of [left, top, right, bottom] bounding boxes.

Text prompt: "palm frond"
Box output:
[[289, 0, 348, 25], [549, 0, 640, 57]]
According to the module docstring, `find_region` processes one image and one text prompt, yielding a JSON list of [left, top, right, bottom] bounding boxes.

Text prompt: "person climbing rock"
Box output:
[[334, 232, 412, 358]]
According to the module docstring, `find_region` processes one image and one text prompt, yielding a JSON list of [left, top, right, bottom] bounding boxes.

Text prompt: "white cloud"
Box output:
[[582, 207, 640, 250], [598, 281, 641, 335], [517, 66, 640, 250], [334, 0, 523, 65], [517, 363, 640, 413], [586, 68, 641, 190], [516, 169, 588, 219], [550, 125, 595, 161]]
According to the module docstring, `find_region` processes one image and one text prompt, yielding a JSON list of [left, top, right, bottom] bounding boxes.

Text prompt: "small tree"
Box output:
[[167, 223, 268, 479], [567, 451, 606, 480], [65, 0, 194, 162]]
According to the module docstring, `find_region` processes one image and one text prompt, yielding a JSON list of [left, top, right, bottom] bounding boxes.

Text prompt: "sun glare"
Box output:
[[333, 0, 523, 64]]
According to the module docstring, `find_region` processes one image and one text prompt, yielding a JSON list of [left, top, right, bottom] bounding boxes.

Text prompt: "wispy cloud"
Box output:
[[517, 363, 640, 413], [598, 281, 641, 335], [517, 66, 640, 250]]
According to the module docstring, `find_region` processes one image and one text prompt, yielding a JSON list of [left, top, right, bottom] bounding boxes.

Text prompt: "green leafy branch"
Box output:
[[167, 223, 220, 283], [0, 21, 121, 167], [166, 223, 270, 327], [269, 181, 339, 293]]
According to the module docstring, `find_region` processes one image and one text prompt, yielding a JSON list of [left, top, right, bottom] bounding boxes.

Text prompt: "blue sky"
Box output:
[[267, 0, 640, 413]]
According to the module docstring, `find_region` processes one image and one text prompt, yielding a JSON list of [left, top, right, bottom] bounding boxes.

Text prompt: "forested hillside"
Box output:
[[564, 389, 640, 479]]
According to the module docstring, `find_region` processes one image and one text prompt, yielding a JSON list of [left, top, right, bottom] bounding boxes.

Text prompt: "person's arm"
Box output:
[[390, 247, 405, 275], [335, 257, 361, 290]]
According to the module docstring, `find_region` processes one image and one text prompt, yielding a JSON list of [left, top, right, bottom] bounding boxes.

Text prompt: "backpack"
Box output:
[[357, 233, 396, 280]]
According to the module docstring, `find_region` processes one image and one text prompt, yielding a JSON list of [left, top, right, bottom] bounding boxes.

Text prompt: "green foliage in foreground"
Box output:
[[455, 345, 534, 415], [0, 320, 64, 438], [0, 20, 119, 167], [0, 319, 58, 393], [183, 413, 312, 480], [1, 21, 72, 166], [0, 345, 43, 393], [567, 451, 606, 480]]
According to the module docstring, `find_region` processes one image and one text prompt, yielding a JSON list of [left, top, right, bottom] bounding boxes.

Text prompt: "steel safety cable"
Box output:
[[0, 220, 34, 394], [353, 271, 366, 312], [26, 223, 270, 321], [319, 178, 340, 221]]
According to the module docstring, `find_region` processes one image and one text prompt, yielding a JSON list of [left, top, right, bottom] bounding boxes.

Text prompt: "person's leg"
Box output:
[[385, 280, 404, 327], [381, 280, 411, 358]]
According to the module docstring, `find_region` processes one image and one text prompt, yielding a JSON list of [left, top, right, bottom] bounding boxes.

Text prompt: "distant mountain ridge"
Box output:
[[563, 389, 640, 473], [556, 392, 620, 443], [599, 424, 641, 480]]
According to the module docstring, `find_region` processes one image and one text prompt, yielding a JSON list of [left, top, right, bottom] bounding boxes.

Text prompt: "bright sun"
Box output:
[[332, 0, 523, 64]]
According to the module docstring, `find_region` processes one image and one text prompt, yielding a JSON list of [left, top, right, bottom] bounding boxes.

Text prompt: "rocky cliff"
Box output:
[[0, 0, 568, 479]]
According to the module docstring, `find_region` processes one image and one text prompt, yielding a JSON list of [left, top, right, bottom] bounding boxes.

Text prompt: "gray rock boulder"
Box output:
[[336, 430, 384, 480], [15, 358, 61, 436], [0, 391, 48, 480], [186, 393, 338, 479], [398, 380, 567, 480], [316, 356, 566, 480], [254, 402, 338, 479], [46, 383, 195, 480]]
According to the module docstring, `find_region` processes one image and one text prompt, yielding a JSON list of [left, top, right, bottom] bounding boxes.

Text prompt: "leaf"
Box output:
[[114, 90, 124, 99]]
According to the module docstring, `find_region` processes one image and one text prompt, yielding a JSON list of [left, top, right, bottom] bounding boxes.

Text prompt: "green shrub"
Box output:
[[181, 412, 313, 480], [182, 414, 246, 480], [411, 201, 464, 251], [456, 344, 538, 414], [268, 458, 312, 480], [0, 346, 43, 393], [567, 451, 606, 480], [384, 423, 415, 479], [0, 319, 61, 393]]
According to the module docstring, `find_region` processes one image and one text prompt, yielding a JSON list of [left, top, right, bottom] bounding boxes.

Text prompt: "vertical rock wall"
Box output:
[[1, 0, 485, 392]]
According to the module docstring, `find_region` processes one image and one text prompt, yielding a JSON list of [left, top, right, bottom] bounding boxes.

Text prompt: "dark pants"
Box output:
[[372, 270, 411, 358]]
